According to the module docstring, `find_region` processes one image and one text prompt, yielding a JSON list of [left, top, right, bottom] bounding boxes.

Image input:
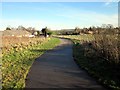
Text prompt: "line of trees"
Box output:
[[52, 24, 120, 35], [5, 24, 120, 37]]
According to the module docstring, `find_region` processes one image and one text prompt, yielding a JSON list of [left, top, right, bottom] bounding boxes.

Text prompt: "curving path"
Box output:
[[25, 38, 107, 89]]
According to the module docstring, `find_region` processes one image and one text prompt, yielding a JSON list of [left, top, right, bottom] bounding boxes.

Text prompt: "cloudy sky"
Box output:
[[1, 1, 118, 30]]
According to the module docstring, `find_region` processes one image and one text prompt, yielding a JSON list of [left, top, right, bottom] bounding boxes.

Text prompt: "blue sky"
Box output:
[[1, 2, 118, 30]]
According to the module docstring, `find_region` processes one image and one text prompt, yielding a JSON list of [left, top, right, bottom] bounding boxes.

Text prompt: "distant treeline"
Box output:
[[5, 24, 120, 36], [53, 24, 120, 35]]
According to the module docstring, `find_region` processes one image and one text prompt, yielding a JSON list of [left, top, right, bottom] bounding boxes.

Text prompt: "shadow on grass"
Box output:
[[29, 49, 49, 53], [25, 38, 107, 89]]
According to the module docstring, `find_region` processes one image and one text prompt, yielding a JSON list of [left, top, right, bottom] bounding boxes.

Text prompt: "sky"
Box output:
[[1, 2, 118, 30]]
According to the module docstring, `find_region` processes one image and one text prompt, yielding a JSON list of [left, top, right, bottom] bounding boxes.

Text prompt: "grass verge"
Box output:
[[2, 37, 60, 89], [72, 40, 120, 90], [56, 35, 120, 90]]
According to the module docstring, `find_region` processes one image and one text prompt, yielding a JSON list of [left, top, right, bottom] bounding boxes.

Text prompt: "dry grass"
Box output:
[[57, 30, 120, 64], [2, 36, 45, 54], [57, 31, 120, 89], [2, 37, 60, 88], [92, 29, 120, 64]]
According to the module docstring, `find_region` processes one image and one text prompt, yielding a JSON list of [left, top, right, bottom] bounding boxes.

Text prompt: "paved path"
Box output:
[[25, 39, 106, 89]]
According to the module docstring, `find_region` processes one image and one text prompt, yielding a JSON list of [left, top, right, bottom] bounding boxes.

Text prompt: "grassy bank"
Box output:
[[57, 35, 120, 90], [73, 41, 120, 90], [2, 37, 60, 88]]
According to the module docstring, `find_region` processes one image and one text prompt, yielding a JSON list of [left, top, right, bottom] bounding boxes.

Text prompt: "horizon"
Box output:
[[1, 2, 118, 31]]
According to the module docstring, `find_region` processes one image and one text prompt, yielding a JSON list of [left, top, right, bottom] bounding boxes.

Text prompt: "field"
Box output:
[[2, 36, 60, 88], [57, 34, 120, 90], [56, 34, 94, 42], [2, 36, 45, 54], [1, 30, 120, 89]]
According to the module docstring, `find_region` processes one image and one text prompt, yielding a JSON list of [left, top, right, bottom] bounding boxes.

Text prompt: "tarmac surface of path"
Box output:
[[25, 38, 107, 89]]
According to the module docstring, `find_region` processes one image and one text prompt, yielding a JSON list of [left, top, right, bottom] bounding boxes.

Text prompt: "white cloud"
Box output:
[[1, 11, 118, 31], [105, 0, 113, 6], [1, 19, 46, 30], [104, 0, 119, 6], [1, 2, 118, 30], [105, 2, 111, 6], [1, 19, 70, 30], [56, 9, 118, 28]]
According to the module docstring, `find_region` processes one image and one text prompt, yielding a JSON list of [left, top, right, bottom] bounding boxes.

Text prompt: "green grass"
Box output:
[[2, 37, 60, 89], [56, 35, 94, 42]]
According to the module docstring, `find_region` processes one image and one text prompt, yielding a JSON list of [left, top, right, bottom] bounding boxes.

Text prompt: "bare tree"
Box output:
[[41, 27, 48, 37], [17, 25, 26, 30]]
